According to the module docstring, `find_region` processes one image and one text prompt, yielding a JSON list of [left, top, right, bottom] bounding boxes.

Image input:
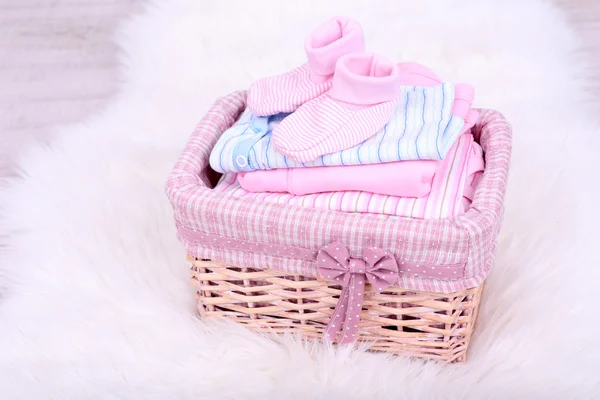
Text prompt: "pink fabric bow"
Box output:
[[317, 240, 399, 344]]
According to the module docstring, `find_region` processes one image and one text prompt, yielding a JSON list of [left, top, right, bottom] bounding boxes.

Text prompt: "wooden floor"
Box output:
[[0, 0, 143, 178], [0, 0, 598, 179]]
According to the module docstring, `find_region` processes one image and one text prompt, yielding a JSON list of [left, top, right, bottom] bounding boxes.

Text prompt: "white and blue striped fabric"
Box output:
[[210, 83, 465, 173]]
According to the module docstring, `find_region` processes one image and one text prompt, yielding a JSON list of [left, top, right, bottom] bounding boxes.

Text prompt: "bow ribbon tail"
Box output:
[[323, 282, 351, 343], [338, 274, 365, 344], [323, 274, 366, 344]]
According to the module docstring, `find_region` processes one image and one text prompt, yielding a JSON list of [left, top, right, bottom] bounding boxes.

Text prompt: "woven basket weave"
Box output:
[[190, 257, 483, 363]]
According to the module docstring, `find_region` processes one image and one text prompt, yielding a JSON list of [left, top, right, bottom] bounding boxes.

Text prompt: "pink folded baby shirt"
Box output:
[[238, 160, 438, 198], [214, 133, 484, 219]]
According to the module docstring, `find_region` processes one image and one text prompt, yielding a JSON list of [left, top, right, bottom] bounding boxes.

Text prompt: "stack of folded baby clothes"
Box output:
[[209, 17, 484, 220]]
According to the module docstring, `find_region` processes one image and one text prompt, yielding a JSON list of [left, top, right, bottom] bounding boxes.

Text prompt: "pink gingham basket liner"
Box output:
[[166, 91, 511, 293]]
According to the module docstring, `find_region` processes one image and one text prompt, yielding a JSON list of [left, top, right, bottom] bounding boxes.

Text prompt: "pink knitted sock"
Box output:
[[272, 53, 402, 162], [247, 17, 364, 116]]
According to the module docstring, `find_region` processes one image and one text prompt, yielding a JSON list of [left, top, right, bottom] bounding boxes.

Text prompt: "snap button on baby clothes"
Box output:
[[235, 155, 248, 168]]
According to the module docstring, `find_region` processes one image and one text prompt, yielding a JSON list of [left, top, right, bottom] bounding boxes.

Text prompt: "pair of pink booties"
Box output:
[[247, 16, 474, 163]]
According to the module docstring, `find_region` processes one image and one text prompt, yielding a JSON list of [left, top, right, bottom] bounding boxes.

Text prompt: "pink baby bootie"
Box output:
[[247, 16, 365, 116], [272, 53, 402, 162]]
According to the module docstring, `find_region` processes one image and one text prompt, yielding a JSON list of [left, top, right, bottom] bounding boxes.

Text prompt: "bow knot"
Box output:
[[348, 259, 366, 274], [316, 241, 398, 344]]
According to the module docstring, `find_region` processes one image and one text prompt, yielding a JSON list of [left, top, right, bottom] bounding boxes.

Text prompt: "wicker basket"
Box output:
[[190, 257, 483, 363], [166, 91, 512, 364]]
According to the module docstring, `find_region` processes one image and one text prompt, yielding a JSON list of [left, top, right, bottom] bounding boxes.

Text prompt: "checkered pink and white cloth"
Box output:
[[166, 91, 511, 293]]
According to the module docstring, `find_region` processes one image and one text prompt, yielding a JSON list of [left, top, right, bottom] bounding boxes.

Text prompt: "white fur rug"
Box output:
[[2, 0, 600, 398]]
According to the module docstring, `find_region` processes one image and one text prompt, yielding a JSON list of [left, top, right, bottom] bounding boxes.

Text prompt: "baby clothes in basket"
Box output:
[[213, 133, 484, 219], [210, 83, 477, 174]]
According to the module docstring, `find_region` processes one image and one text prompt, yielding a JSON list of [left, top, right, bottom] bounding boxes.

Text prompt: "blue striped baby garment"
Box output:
[[210, 83, 465, 173]]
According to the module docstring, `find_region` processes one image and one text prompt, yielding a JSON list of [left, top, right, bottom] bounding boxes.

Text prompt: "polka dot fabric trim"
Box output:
[[179, 226, 465, 280]]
